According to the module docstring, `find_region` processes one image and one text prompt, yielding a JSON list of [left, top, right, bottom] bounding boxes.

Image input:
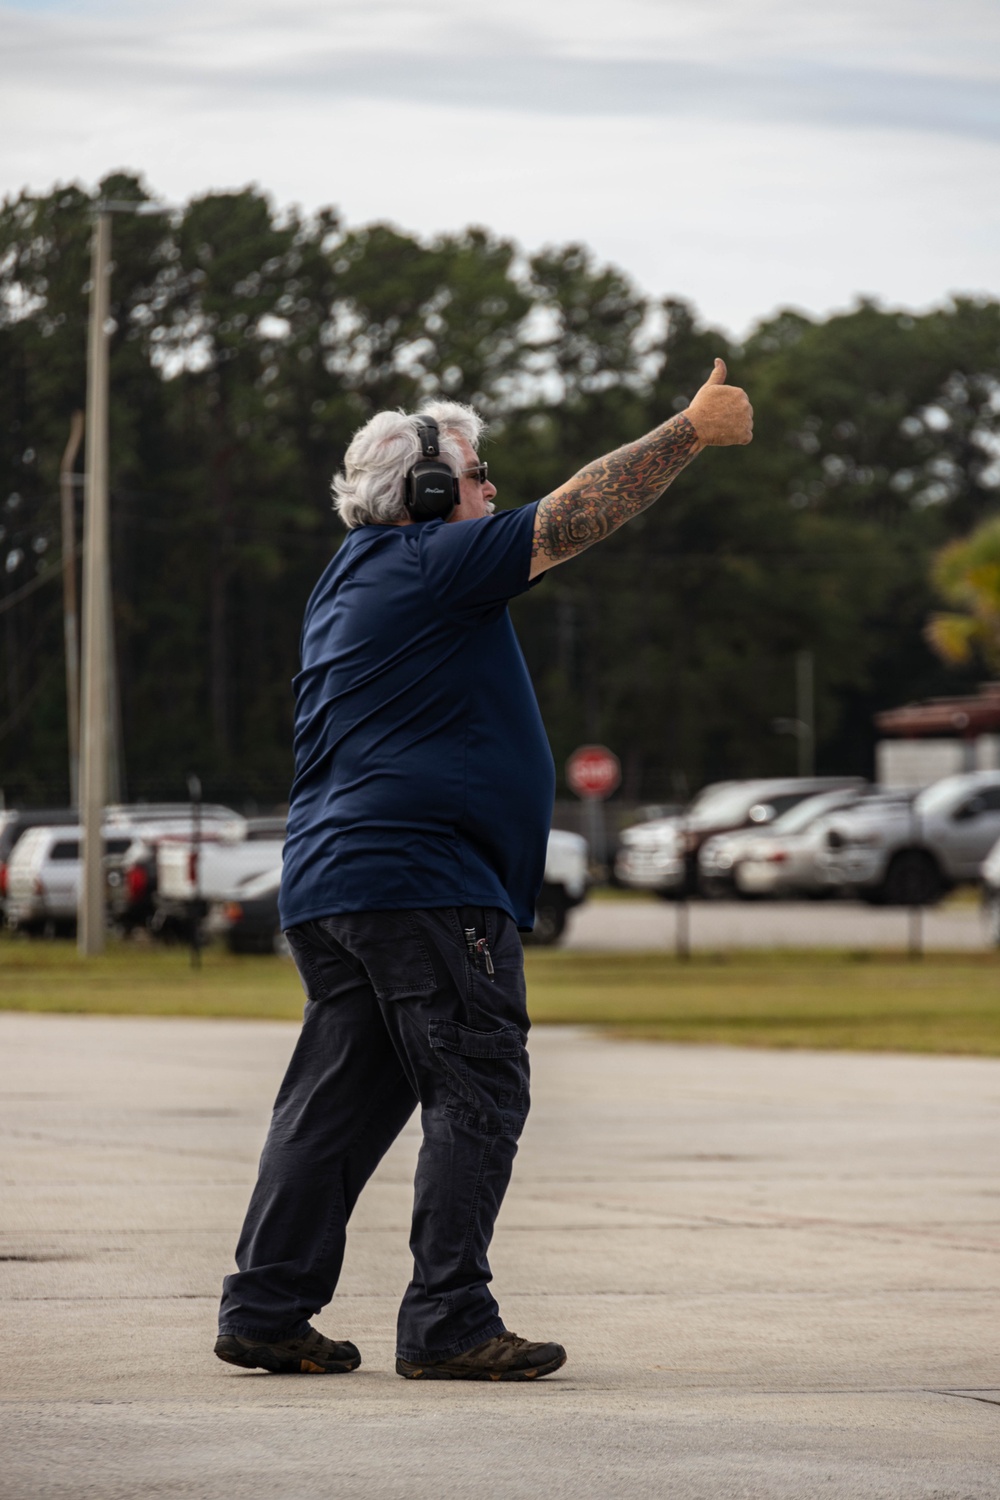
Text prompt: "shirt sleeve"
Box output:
[[417, 502, 540, 619]]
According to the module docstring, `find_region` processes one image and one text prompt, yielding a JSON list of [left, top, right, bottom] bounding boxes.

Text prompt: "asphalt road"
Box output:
[[564, 897, 992, 951], [3, 1012, 998, 1499]]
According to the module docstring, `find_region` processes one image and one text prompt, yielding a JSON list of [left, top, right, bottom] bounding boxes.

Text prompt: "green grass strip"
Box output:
[[3, 938, 1000, 1055]]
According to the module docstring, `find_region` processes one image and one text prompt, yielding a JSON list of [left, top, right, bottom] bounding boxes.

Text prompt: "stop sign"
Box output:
[[566, 745, 621, 801]]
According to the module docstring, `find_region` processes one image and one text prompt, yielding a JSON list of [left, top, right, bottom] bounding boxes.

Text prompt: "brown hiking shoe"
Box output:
[[396, 1330, 566, 1381], [215, 1326, 361, 1374]]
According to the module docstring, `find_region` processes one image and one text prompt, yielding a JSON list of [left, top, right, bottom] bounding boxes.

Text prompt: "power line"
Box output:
[[0, 554, 74, 617]]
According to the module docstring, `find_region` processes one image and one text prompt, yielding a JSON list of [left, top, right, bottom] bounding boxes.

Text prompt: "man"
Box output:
[[215, 360, 752, 1381]]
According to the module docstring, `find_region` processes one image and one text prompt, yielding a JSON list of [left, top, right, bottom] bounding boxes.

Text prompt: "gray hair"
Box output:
[[332, 401, 486, 529]]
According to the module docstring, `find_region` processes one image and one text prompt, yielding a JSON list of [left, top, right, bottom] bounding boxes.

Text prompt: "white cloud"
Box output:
[[1, 0, 998, 333]]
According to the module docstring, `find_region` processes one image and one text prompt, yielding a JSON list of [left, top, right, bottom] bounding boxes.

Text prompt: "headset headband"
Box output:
[[415, 415, 440, 458]]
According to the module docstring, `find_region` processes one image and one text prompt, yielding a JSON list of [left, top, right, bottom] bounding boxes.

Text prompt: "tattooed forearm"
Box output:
[[530, 413, 701, 575]]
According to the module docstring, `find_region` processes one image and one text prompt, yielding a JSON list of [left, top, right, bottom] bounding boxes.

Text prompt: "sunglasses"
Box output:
[[461, 463, 489, 485]]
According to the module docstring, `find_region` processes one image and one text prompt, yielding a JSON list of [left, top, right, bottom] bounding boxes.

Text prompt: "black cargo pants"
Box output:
[[218, 906, 530, 1363]]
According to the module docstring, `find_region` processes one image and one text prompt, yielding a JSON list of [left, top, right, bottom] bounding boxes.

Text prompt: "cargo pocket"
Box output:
[[428, 1020, 529, 1137]]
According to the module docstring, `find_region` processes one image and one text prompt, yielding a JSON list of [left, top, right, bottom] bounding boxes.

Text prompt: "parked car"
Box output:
[[205, 829, 590, 953], [108, 805, 248, 935], [700, 785, 873, 898], [0, 808, 75, 925], [980, 836, 1000, 945], [5, 824, 136, 936], [104, 802, 246, 836], [615, 778, 863, 898], [819, 771, 1000, 905], [244, 816, 287, 841], [205, 868, 286, 954], [151, 836, 286, 941], [732, 789, 906, 899], [526, 829, 589, 944]]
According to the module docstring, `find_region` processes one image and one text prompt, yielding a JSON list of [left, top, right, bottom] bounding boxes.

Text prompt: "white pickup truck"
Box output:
[[179, 828, 589, 949], [153, 838, 287, 937]]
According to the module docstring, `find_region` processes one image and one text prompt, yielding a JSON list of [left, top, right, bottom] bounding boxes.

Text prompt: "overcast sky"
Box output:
[[2, 0, 998, 335]]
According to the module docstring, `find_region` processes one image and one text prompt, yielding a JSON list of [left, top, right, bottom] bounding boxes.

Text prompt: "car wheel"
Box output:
[[527, 888, 567, 946], [880, 850, 944, 907], [985, 892, 1000, 948]]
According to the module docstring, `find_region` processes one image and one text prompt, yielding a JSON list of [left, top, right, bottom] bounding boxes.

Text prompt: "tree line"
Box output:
[[2, 172, 999, 809]]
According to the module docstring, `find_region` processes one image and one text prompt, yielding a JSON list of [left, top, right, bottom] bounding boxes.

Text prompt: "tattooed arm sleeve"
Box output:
[[529, 413, 702, 578]]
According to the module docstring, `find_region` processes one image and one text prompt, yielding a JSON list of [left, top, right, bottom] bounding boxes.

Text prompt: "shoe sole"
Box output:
[[215, 1336, 360, 1374], [395, 1350, 566, 1381]]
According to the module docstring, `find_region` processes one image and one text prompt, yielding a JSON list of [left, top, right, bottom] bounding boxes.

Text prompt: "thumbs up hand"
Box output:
[[684, 359, 753, 446]]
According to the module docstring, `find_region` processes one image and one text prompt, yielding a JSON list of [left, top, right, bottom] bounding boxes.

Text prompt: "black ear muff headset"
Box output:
[[403, 415, 460, 522]]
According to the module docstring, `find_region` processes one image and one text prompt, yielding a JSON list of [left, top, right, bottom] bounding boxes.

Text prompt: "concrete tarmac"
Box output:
[[2, 1011, 998, 1499]]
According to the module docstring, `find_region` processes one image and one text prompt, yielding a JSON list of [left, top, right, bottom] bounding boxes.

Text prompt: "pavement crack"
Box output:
[[934, 1390, 1000, 1410], [4, 1293, 217, 1302], [0, 1254, 82, 1263]]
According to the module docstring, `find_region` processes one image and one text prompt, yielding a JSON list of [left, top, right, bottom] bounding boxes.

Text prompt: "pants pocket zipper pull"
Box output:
[[475, 938, 495, 977]]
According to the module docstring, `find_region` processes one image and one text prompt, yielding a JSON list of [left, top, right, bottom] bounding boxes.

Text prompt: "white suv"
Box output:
[[5, 825, 135, 936]]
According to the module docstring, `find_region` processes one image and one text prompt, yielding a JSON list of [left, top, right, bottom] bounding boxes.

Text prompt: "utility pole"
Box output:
[[77, 198, 175, 953], [60, 411, 84, 808], [78, 212, 112, 955]]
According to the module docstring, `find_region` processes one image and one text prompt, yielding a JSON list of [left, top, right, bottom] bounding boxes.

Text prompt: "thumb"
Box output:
[[706, 357, 727, 386]]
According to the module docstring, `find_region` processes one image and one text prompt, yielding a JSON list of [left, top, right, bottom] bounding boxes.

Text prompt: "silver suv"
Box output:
[[819, 771, 1000, 905]]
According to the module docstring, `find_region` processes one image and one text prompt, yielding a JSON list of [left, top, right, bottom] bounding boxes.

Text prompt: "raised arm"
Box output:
[[529, 359, 753, 578]]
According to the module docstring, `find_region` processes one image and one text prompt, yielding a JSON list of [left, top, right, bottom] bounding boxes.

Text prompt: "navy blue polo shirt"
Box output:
[[278, 502, 555, 931]]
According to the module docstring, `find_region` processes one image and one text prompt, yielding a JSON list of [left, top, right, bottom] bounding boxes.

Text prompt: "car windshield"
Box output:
[[684, 784, 764, 827], [771, 790, 860, 835], [914, 777, 993, 817]]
